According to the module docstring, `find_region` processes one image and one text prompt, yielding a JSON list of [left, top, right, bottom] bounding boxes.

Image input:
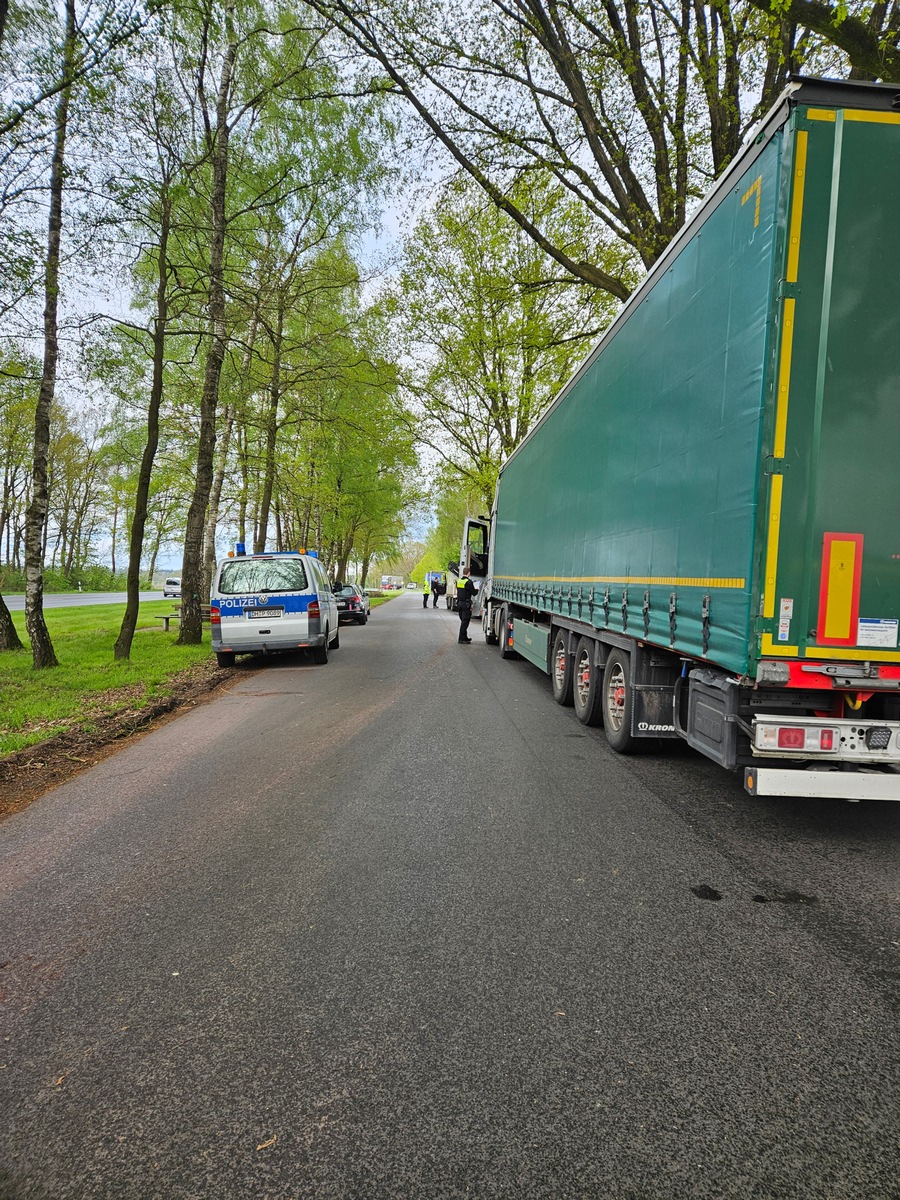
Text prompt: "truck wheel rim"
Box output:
[[576, 651, 591, 706], [554, 644, 566, 688], [606, 663, 626, 730]]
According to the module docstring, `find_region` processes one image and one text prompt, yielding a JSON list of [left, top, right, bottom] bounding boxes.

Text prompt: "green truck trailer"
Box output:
[[465, 76, 900, 802]]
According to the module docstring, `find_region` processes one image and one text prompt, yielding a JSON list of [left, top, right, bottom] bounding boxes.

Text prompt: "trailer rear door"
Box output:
[[760, 101, 900, 667]]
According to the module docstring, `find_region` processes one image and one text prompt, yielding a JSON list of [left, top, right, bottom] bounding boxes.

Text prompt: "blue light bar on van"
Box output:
[[235, 542, 246, 556]]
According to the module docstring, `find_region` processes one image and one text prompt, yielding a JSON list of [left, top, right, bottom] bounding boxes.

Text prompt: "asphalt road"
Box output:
[[1, 593, 898, 1199], [3, 592, 165, 611]]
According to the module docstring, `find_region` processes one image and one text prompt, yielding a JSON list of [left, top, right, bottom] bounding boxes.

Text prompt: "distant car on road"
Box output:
[[334, 583, 370, 625], [406, 582, 417, 590], [163, 577, 181, 598]]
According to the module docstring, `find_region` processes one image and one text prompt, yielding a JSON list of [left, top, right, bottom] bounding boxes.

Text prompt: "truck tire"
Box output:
[[573, 636, 604, 726], [484, 606, 499, 646], [550, 628, 574, 705], [499, 605, 517, 660], [603, 649, 636, 752]]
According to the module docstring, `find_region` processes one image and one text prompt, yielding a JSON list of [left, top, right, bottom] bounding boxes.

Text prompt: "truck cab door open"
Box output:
[[464, 518, 490, 579]]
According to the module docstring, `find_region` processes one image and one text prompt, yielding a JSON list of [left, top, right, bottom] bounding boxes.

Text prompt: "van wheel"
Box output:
[[332, 625, 340, 649], [603, 649, 636, 752], [216, 651, 235, 668], [311, 634, 329, 665], [573, 636, 603, 726], [550, 629, 573, 705]]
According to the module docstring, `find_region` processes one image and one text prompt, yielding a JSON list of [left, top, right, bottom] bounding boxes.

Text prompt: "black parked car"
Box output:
[[333, 583, 371, 625]]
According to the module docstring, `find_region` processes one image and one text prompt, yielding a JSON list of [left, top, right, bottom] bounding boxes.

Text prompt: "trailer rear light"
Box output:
[[777, 727, 806, 750], [755, 723, 839, 752], [865, 727, 892, 750], [210, 606, 221, 625]]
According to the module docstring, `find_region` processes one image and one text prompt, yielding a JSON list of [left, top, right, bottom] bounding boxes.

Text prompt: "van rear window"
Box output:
[[218, 559, 309, 594]]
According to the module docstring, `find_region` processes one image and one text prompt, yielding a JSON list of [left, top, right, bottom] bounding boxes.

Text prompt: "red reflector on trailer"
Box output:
[[777, 727, 806, 750], [819, 729, 834, 750]]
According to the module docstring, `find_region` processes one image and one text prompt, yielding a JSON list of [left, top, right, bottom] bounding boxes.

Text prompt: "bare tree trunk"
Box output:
[[115, 197, 171, 659], [178, 5, 236, 646], [24, 0, 77, 670]]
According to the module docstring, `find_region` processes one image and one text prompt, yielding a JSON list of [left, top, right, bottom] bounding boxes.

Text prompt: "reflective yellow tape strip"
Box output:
[[786, 132, 808, 282], [494, 575, 745, 588], [807, 107, 900, 126], [806, 647, 900, 663], [774, 298, 795, 458], [763, 473, 784, 621], [760, 632, 799, 657]]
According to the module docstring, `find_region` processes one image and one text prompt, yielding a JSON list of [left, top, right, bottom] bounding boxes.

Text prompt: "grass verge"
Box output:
[[0, 601, 213, 756]]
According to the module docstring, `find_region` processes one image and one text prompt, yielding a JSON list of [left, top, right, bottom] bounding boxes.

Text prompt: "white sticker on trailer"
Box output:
[[857, 618, 899, 648]]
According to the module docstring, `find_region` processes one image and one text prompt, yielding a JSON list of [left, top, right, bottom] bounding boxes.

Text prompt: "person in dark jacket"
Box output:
[[456, 568, 476, 643]]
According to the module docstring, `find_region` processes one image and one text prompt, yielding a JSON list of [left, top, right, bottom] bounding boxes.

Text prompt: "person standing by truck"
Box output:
[[422, 577, 431, 609], [456, 568, 476, 643]]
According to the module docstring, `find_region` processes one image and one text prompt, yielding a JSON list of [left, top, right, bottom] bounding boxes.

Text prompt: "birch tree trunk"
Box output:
[[177, 2, 236, 646], [24, 0, 77, 670]]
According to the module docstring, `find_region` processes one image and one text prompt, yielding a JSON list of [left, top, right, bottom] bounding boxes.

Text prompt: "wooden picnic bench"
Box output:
[[161, 604, 211, 632]]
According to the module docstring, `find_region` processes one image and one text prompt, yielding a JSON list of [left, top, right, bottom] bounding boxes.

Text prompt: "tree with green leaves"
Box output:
[[389, 176, 616, 507], [304, 0, 870, 302]]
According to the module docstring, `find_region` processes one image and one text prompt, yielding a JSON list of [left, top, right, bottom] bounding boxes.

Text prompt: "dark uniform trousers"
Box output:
[[456, 579, 475, 642]]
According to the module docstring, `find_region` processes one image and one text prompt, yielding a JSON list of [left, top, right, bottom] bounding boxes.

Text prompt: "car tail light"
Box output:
[[210, 606, 221, 625], [308, 600, 320, 619]]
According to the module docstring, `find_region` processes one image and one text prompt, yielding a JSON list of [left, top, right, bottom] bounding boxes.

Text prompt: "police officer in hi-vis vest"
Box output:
[[456, 567, 476, 643]]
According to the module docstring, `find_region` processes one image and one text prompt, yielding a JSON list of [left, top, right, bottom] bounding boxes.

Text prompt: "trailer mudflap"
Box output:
[[744, 766, 900, 802], [631, 645, 680, 739]]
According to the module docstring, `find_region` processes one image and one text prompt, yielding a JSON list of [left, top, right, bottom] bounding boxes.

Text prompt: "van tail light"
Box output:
[[308, 600, 320, 620], [210, 606, 221, 625]]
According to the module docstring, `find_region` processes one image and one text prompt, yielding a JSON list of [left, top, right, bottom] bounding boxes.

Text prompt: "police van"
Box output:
[[210, 547, 340, 667]]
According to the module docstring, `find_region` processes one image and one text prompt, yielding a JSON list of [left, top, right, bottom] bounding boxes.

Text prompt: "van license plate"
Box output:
[[248, 607, 283, 618]]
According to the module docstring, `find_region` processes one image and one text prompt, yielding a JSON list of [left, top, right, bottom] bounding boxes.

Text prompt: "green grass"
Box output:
[[0, 601, 213, 756]]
